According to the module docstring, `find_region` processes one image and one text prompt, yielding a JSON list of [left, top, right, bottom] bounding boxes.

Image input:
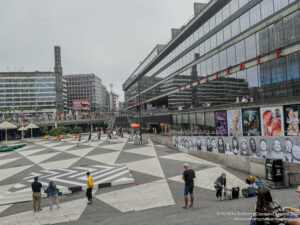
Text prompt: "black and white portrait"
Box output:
[[259, 139, 268, 158], [218, 137, 225, 153], [232, 137, 239, 155], [211, 138, 218, 153], [240, 139, 249, 156], [271, 138, 285, 160], [249, 138, 258, 158]]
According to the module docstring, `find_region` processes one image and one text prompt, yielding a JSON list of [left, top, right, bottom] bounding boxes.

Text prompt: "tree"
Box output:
[[42, 127, 49, 135], [72, 126, 82, 134]]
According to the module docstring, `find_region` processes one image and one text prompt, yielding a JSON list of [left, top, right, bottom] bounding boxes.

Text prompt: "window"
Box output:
[[210, 34, 217, 50], [261, 0, 274, 20], [223, 3, 231, 21], [247, 66, 259, 88], [231, 18, 240, 37], [250, 3, 262, 27], [240, 11, 250, 32], [245, 34, 257, 61], [274, 0, 288, 12], [219, 49, 227, 71], [206, 57, 213, 75], [230, 0, 239, 15], [223, 24, 232, 42], [227, 45, 236, 66], [239, 0, 249, 8], [217, 29, 224, 46], [215, 10, 223, 25], [235, 40, 245, 64], [205, 39, 211, 53], [212, 53, 220, 73]]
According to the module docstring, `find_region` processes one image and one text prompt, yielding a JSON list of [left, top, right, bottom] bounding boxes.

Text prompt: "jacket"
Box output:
[[87, 176, 93, 188]]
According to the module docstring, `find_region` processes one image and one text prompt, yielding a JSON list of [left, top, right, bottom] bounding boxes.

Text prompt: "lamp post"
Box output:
[[138, 80, 142, 144]]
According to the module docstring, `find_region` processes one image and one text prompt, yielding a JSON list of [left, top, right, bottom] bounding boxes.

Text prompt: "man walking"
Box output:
[[86, 172, 93, 205], [77, 133, 81, 148], [182, 163, 196, 209], [88, 132, 92, 145], [31, 176, 42, 212]]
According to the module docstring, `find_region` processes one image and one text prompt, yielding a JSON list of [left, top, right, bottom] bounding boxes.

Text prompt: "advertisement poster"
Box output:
[[242, 108, 261, 136], [227, 110, 243, 136], [284, 105, 300, 136], [215, 111, 227, 136], [260, 107, 284, 136]]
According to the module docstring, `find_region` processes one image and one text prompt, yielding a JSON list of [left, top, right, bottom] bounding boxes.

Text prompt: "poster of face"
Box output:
[[227, 110, 243, 136], [215, 111, 227, 136], [284, 105, 300, 136], [172, 136, 300, 164], [260, 107, 284, 136], [242, 108, 261, 136]]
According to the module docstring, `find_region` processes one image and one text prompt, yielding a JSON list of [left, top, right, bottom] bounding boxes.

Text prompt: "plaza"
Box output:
[[0, 134, 298, 225]]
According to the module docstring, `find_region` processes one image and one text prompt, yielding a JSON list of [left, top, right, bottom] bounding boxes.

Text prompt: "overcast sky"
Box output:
[[0, 0, 209, 101]]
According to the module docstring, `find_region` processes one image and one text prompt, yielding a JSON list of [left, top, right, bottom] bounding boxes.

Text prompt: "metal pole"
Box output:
[[139, 81, 142, 144]]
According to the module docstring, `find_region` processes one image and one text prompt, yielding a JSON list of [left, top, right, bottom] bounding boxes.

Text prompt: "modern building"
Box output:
[[101, 84, 110, 113], [64, 73, 103, 113], [123, 0, 300, 111], [0, 72, 57, 113]]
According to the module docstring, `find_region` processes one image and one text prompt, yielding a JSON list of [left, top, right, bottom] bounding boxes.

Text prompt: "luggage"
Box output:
[[232, 187, 240, 199], [224, 189, 232, 200], [242, 186, 256, 198]]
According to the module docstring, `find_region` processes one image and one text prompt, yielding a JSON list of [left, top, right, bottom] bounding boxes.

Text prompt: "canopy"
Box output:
[[130, 123, 140, 128], [0, 121, 17, 130], [159, 123, 166, 127], [0, 121, 17, 143], [25, 123, 39, 139], [18, 126, 28, 131], [25, 123, 39, 129]]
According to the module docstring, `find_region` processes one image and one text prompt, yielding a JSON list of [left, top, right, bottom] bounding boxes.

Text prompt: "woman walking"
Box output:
[[47, 180, 60, 210]]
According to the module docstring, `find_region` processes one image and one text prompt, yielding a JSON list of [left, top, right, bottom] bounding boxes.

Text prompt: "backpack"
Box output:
[[242, 186, 256, 198], [224, 189, 232, 200]]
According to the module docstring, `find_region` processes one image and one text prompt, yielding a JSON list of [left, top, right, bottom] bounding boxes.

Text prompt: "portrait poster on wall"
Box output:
[[242, 108, 261, 136], [284, 105, 300, 136], [227, 110, 243, 136], [260, 106, 284, 136], [215, 111, 227, 136]]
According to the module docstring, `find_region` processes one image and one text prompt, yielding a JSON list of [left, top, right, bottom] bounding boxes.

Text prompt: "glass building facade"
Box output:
[[123, 0, 300, 110], [0, 72, 59, 111]]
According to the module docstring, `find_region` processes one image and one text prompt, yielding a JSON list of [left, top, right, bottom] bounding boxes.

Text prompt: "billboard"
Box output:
[[227, 110, 243, 136], [284, 105, 300, 136], [260, 106, 284, 136], [215, 111, 227, 136], [242, 108, 261, 136], [73, 100, 90, 110]]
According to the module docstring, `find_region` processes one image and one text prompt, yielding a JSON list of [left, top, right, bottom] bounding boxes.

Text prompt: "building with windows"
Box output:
[[0, 71, 65, 115], [123, 0, 300, 111], [64, 74, 103, 113]]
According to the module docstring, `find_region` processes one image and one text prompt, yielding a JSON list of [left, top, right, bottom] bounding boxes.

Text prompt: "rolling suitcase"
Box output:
[[232, 187, 240, 199]]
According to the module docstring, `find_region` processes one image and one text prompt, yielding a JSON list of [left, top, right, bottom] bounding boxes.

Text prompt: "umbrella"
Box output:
[[0, 121, 17, 143], [18, 126, 28, 139], [25, 123, 39, 139], [130, 123, 140, 128]]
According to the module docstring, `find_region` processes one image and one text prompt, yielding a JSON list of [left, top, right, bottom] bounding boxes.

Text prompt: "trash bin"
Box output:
[[265, 158, 283, 183]]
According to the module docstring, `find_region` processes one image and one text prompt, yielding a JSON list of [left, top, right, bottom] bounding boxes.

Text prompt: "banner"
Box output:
[[173, 136, 300, 163], [215, 111, 227, 136], [260, 106, 284, 136], [284, 105, 300, 136], [242, 108, 261, 136], [227, 110, 243, 136]]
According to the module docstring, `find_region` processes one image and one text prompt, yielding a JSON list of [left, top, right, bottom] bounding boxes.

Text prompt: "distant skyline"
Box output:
[[0, 0, 209, 101]]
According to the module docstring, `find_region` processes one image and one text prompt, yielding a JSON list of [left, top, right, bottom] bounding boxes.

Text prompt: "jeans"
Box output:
[[216, 187, 223, 198], [86, 188, 92, 201]]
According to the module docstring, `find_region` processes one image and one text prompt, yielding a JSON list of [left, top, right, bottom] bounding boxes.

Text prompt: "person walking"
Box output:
[[88, 132, 92, 144], [77, 133, 81, 148], [86, 172, 93, 205], [98, 131, 101, 145], [31, 176, 43, 212], [47, 180, 60, 210], [215, 173, 227, 200], [182, 163, 196, 209]]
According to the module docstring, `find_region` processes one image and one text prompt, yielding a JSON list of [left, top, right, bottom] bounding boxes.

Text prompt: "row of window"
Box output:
[[0, 83, 55, 88]]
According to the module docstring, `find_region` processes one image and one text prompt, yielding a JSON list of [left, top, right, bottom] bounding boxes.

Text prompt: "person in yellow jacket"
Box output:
[[86, 172, 93, 205]]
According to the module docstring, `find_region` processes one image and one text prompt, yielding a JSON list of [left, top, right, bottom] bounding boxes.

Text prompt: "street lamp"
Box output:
[[138, 80, 142, 145]]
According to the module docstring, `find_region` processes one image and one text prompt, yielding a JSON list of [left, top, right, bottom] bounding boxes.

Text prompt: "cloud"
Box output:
[[0, 0, 209, 101]]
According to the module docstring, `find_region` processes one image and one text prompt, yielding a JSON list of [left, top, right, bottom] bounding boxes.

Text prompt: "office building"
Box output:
[[123, 0, 300, 110]]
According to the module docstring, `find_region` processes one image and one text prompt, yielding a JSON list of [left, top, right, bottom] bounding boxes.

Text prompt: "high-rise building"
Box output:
[[123, 0, 300, 110], [64, 73, 103, 113], [101, 84, 110, 112]]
